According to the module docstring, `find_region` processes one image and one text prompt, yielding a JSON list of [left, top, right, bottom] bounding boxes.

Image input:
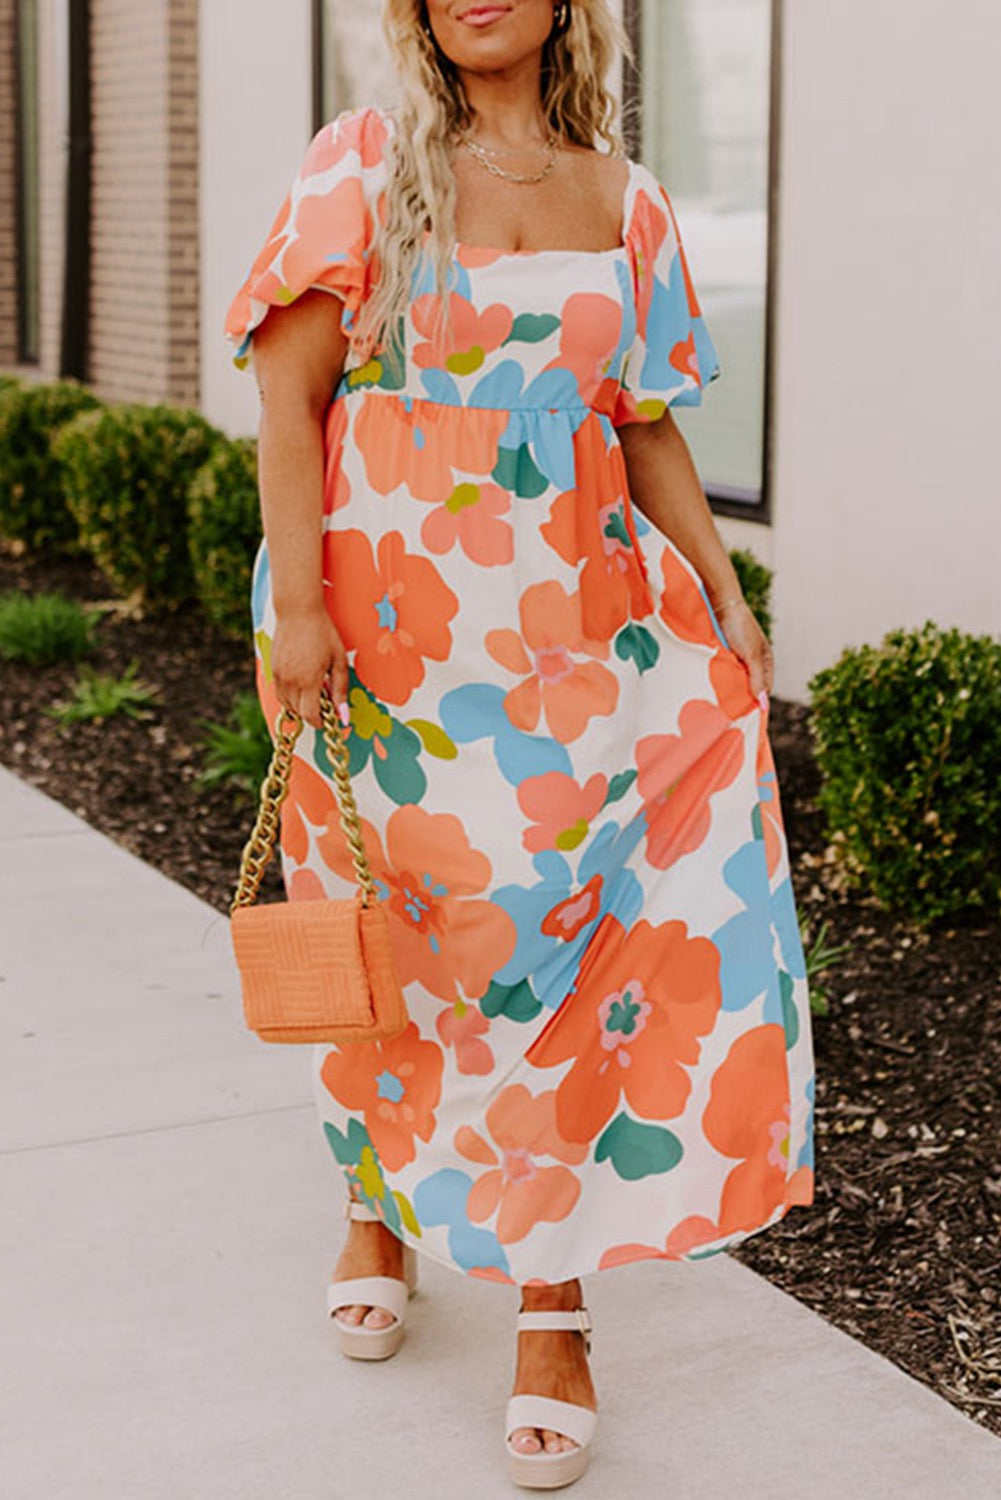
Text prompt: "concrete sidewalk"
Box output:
[[1, 764, 997, 1500]]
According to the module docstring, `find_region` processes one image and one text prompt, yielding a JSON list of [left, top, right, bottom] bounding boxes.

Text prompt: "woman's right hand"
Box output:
[[270, 606, 349, 731]]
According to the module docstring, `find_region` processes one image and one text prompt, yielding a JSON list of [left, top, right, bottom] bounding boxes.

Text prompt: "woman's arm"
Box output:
[[619, 410, 773, 698], [251, 289, 351, 729]]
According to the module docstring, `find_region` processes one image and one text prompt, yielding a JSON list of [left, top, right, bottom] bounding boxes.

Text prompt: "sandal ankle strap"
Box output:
[[344, 1199, 381, 1223], [517, 1307, 592, 1351]]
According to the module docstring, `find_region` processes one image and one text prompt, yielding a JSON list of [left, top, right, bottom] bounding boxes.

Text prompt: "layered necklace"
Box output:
[[457, 128, 560, 185]]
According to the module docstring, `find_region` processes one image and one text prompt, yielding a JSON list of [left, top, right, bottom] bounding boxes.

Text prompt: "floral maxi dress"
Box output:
[[225, 106, 816, 1285]]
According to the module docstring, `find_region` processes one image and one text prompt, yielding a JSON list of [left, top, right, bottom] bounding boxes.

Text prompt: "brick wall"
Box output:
[[165, 0, 199, 405], [0, 0, 17, 365], [88, 0, 199, 405], [36, 0, 66, 377], [1, 0, 200, 402]]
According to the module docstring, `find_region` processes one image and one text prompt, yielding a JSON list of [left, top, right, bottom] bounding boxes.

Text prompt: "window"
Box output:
[[313, 0, 398, 129], [628, 0, 779, 514], [15, 0, 40, 364]]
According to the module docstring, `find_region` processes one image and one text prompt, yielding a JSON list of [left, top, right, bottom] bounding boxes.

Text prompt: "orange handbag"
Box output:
[[229, 689, 408, 1045]]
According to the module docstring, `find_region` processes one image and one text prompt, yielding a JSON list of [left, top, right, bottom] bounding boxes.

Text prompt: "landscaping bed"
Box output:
[[1, 546, 998, 1439]]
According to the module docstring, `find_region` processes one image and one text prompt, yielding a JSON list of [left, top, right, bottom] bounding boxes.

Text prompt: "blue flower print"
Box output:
[[712, 838, 808, 1022], [412, 1169, 510, 1276], [492, 818, 645, 1009]]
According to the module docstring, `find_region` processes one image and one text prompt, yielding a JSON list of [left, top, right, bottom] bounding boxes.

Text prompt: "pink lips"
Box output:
[[460, 5, 510, 25]]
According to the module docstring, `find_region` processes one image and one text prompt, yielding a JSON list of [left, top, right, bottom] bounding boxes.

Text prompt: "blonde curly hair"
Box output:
[[355, 0, 630, 358]]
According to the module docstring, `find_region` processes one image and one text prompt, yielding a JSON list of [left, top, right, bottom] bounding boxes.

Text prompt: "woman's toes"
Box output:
[[542, 1429, 577, 1454], [511, 1427, 543, 1454], [362, 1306, 395, 1330], [335, 1305, 365, 1327]]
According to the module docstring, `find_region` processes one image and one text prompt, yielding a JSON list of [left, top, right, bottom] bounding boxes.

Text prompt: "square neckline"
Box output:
[[447, 158, 637, 260]]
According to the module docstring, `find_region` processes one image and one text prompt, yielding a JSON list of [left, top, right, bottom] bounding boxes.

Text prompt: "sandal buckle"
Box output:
[[576, 1307, 593, 1349]]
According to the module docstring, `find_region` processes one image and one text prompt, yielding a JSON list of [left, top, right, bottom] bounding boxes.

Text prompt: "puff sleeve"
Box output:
[[223, 106, 392, 372], [614, 165, 721, 424]]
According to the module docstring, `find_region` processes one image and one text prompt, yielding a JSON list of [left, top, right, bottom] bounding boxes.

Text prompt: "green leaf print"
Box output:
[[492, 443, 549, 499], [595, 1113, 683, 1181], [779, 969, 799, 1049], [615, 623, 661, 675], [503, 312, 562, 346], [479, 978, 543, 1024], [323, 1121, 403, 1235], [603, 769, 637, 808], [315, 676, 428, 806], [323, 1119, 370, 1166]]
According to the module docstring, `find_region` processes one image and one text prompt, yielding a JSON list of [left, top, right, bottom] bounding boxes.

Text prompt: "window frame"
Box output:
[[624, 0, 782, 526], [14, 0, 41, 366]]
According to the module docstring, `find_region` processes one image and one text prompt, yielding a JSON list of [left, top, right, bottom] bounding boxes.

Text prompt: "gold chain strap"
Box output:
[[230, 689, 377, 914]]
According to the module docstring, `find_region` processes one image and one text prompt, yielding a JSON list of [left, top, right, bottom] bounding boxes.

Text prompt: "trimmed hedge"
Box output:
[[809, 620, 1001, 925], [55, 403, 222, 609], [188, 437, 261, 637], [0, 379, 101, 552], [729, 546, 773, 640]]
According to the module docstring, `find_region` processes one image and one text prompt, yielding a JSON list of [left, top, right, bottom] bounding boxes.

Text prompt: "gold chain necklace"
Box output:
[[458, 131, 560, 185]]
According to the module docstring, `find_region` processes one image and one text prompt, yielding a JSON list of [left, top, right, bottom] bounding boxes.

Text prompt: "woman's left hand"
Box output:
[[716, 599, 773, 702]]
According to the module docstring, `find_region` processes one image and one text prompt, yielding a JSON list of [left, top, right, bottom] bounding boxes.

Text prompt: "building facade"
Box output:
[[3, 0, 1000, 702]]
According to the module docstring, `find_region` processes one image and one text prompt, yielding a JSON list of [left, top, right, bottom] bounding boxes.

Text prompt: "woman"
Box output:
[[225, 0, 816, 1487]]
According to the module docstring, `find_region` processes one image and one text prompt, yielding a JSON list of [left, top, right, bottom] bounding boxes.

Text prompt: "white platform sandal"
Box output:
[[326, 1200, 418, 1361], [506, 1307, 597, 1490]]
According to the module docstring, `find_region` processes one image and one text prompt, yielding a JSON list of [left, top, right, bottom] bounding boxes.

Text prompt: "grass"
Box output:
[[0, 590, 96, 666], [48, 661, 159, 724], [801, 914, 852, 1017], [198, 691, 272, 797]]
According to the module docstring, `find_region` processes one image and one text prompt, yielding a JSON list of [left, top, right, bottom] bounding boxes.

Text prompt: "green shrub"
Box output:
[[55, 403, 222, 609], [808, 621, 1001, 925], [198, 691, 272, 797], [187, 437, 261, 637], [729, 547, 773, 640], [0, 374, 23, 397], [0, 590, 96, 665], [48, 661, 159, 724], [0, 379, 100, 552]]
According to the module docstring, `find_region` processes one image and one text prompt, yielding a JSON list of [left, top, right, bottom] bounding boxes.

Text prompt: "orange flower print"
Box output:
[[548, 292, 623, 410], [627, 187, 670, 335], [421, 481, 514, 568], [670, 331, 700, 383], [663, 1025, 814, 1258], [516, 771, 608, 855], [412, 292, 513, 377], [528, 915, 722, 1144], [322, 400, 351, 515], [355, 394, 508, 504], [656, 546, 721, 649], [280, 175, 373, 301], [318, 804, 517, 1003], [455, 1086, 587, 1243], [635, 700, 745, 869], [223, 193, 293, 347], [541, 875, 604, 942], [542, 415, 652, 641], [304, 105, 389, 176], [486, 581, 619, 744], [710, 647, 757, 721], [323, 529, 459, 707], [755, 728, 784, 879], [436, 1000, 494, 1076], [320, 1021, 443, 1173]]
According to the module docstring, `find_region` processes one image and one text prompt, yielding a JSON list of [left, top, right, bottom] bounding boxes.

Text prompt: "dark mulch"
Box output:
[[2, 548, 999, 1439]]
